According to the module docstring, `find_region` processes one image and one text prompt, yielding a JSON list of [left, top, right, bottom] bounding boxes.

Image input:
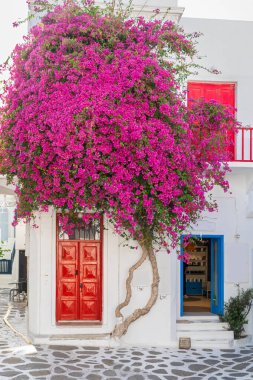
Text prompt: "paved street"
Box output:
[[0, 289, 253, 379]]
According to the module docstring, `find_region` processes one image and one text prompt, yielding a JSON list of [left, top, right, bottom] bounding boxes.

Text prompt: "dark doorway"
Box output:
[[183, 238, 211, 313], [18, 250, 27, 293]]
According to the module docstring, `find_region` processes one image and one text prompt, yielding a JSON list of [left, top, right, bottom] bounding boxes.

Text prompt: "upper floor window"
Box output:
[[187, 81, 236, 160], [187, 82, 235, 110]]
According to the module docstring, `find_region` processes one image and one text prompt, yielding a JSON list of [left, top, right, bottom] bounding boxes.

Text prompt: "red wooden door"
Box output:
[[57, 241, 79, 321], [188, 82, 235, 159], [79, 242, 101, 320], [56, 217, 102, 322]]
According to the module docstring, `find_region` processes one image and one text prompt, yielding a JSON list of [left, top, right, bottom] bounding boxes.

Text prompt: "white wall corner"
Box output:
[[246, 189, 253, 217], [25, 223, 30, 257]]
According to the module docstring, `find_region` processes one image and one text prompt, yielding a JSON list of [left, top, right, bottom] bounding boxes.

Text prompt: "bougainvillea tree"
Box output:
[[0, 0, 239, 337]]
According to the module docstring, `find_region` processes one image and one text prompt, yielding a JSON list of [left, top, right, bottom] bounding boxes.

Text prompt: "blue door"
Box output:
[[180, 235, 224, 316], [210, 237, 224, 315]]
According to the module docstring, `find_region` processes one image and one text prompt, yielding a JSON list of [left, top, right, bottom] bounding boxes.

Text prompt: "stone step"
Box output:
[[176, 316, 234, 349], [177, 322, 229, 331], [189, 339, 234, 349], [177, 330, 234, 340], [50, 333, 110, 340], [178, 314, 219, 322], [48, 333, 112, 347]]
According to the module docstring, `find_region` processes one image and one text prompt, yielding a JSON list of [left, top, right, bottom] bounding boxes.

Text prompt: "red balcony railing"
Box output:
[[232, 128, 253, 162]]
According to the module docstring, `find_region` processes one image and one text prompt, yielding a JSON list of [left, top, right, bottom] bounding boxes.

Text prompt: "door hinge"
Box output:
[[80, 283, 83, 289], [75, 269, 78, 275]]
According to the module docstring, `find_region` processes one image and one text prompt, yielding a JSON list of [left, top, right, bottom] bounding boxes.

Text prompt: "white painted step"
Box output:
[[177, 330, 234, 340], [177, 321, 229, 331], [179, 315, 219, 321], [176, 316, 234, 349], [189, 339, 234, 349]]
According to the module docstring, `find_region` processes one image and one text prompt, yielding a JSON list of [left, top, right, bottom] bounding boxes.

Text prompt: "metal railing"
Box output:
[[0, 243, 15, 275], [0, 259, 12, 274], [233, 128, 253, 162]]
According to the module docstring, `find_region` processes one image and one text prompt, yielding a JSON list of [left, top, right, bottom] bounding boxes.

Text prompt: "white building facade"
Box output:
[[15, 1, 253, 348]]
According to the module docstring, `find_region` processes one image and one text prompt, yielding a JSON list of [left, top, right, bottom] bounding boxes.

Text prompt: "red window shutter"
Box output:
[[187, 82, 235, 159]]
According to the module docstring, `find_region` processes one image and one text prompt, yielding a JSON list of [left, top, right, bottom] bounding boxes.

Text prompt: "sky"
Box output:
[[1, 0, 253, 65]]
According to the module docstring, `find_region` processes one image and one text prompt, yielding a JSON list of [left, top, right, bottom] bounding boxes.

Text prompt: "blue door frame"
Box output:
[[180, 235, 224, 317]]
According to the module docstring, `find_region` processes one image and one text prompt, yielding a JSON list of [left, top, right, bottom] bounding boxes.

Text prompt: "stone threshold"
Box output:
[[50, 333, 111, 340]]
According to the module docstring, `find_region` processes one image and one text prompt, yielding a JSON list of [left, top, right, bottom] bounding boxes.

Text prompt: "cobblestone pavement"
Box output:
[[0, 289, 30, 352], [1, 289, 253, 379]]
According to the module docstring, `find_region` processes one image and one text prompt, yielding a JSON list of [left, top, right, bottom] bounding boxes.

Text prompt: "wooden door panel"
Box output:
[[62, 282, 77, 296], [83, 283, 98, 298], [57, 242, 79, 321], [83, 264, 97, 280], [60, 299, 78, 319], [81, 300, 98, 319], [83, 246, 98, 261], [79, 242, 101, 320]]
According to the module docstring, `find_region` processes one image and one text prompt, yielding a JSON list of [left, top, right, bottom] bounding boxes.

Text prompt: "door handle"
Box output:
[[80, 283, 83, 289]]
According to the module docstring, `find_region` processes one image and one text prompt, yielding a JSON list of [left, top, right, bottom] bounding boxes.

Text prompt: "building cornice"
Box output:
[[129, 6, 185, 22]]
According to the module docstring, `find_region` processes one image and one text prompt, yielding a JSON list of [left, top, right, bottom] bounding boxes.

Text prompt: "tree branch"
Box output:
[[112, 244, 160, 338], [115, 244, 148, 318]]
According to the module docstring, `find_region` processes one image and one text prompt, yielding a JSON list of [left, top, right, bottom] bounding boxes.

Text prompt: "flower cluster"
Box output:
[[0, 1, 239, 255]]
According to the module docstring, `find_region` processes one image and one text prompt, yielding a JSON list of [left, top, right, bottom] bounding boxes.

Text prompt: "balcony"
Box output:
[[232, 128, 253, 163]]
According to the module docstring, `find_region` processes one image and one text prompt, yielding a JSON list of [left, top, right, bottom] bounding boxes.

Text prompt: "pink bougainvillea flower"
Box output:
[[0, 1, 239, 253]]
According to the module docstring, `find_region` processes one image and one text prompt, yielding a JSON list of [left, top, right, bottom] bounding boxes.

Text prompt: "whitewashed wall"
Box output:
[[119, 243, 176, 346], [28, 210, 119, 345], [27, 167, 253, 346], [25, 3, 253, 346], [180, 16, 253, 337], [176, 168, 253, 336], [27, 209, 177, 346], [180, 18, 253, 127]]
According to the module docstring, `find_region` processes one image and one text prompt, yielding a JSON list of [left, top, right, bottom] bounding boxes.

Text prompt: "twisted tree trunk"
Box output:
[[112, 243, 160, 338], [115, 245, 148, 318]]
